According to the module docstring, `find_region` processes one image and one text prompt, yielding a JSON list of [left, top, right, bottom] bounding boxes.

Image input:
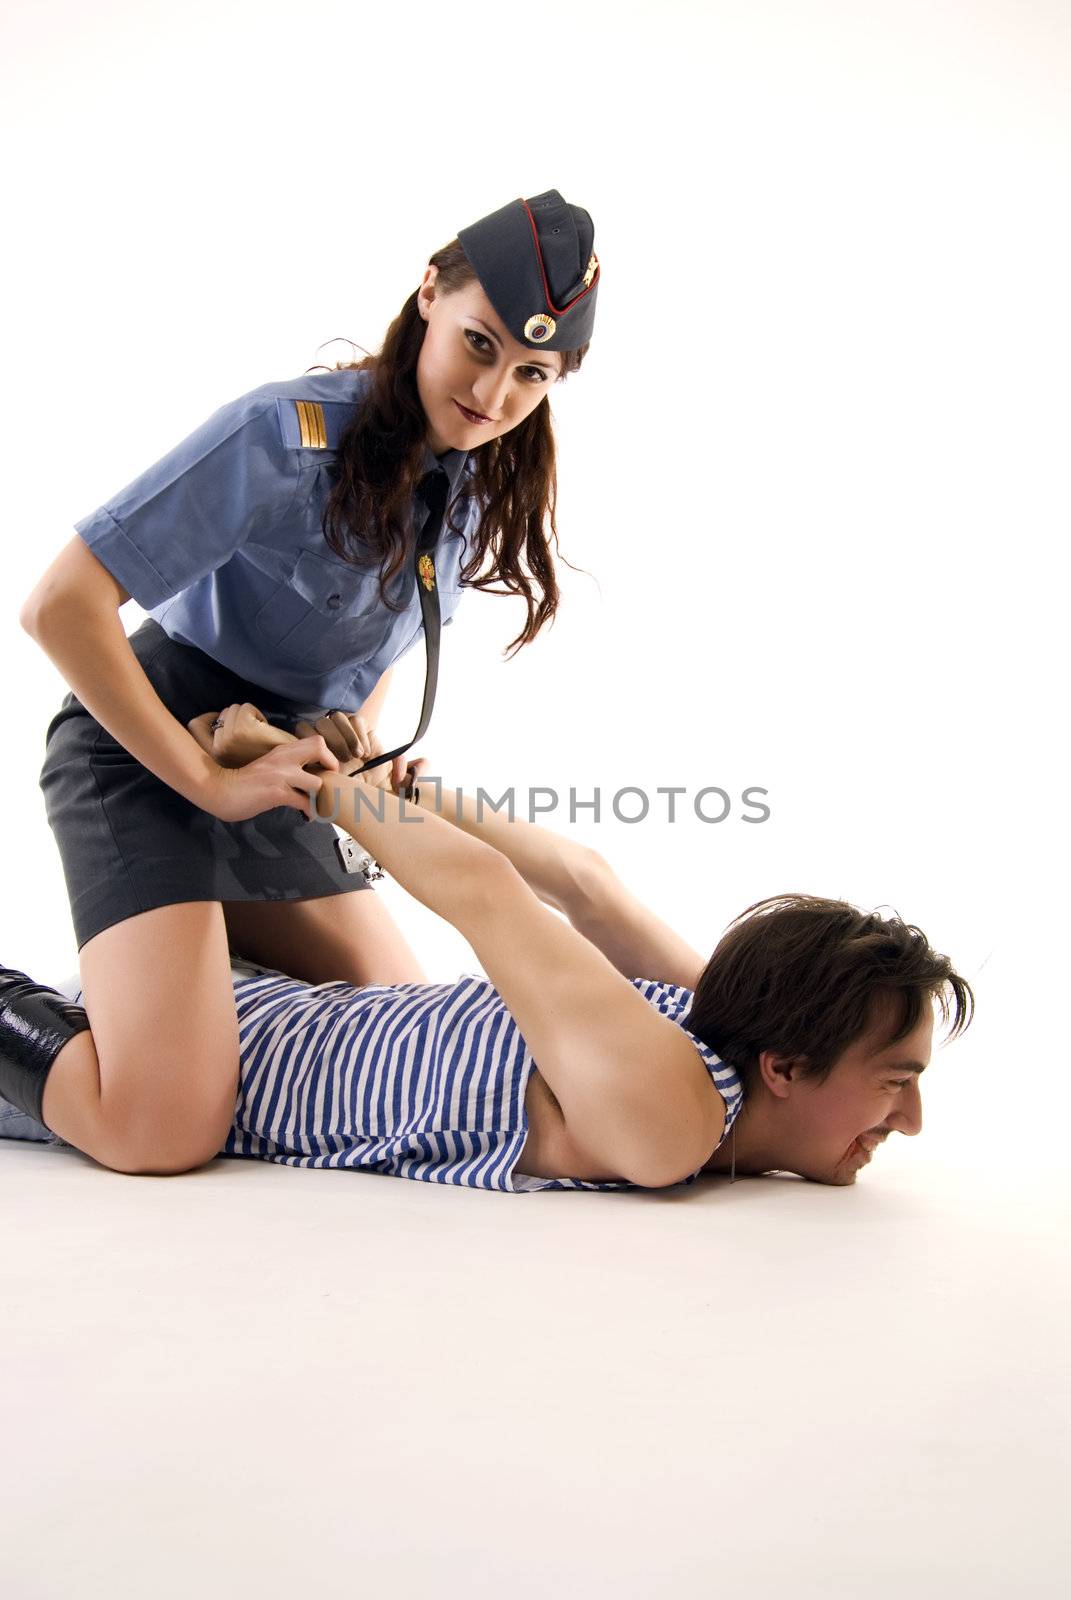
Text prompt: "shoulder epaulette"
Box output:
[[275, 397, 359, 452]]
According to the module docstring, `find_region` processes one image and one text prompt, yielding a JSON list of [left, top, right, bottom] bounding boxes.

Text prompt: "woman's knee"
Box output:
[[77, 902, 242, 1171], [103, 1093, 236, 1174], [105, 1142, 217, 1177]]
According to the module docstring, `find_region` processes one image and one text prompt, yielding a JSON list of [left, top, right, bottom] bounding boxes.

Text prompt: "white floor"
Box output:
[[2, 1135, 1067, 1599]]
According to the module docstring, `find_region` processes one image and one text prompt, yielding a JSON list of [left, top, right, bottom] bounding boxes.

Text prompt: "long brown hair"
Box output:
[[686, 894, 975, 1097], [311, 240, 590, 656]]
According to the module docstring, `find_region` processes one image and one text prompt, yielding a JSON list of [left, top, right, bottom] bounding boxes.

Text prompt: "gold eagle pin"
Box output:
[[418, 553, 436, 591]]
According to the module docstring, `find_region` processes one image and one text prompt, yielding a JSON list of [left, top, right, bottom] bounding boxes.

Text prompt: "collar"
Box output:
[[420, 442, 472, 501]]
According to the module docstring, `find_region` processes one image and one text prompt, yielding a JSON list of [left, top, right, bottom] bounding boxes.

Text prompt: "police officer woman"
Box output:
[[3, 189, 600, 1177]]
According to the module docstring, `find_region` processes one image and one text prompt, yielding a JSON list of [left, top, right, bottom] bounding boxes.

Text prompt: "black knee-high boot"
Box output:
[[0, 965, 91, 1126]]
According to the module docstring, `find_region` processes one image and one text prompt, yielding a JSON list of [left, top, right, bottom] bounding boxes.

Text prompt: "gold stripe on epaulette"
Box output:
[[295, 399, 328, 449]]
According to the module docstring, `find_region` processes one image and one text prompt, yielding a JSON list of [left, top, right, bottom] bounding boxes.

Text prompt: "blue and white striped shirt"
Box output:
[[223, 962, 745, 1192]]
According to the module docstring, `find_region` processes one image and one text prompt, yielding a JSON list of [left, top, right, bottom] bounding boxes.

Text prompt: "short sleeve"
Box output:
[[74, 386, 300, 610]]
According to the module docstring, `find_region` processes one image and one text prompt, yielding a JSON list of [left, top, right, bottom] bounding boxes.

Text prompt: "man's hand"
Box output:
[[188, 702, 340, 821], [296, 713, 428, 796], [189, 702, 427, 799], [300, 711, 367, 767], [187, 703, 294, 768]]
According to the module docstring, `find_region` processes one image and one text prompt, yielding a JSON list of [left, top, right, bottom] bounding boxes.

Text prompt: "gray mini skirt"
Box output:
[[39, 619, 369, 951]]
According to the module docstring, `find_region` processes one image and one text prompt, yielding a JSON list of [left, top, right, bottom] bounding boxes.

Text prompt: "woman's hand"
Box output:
[[187, 700, 425, 820], [202, 736, 340, 822], [188, 703, 293, 768], [296, 713, 429, 797], [187, 702, 339, 822]]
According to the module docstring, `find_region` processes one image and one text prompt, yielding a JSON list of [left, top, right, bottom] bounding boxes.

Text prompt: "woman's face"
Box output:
[[415, 265, 563, 454]]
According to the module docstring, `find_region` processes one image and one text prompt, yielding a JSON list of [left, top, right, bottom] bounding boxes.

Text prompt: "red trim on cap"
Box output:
[[521, 199, 600, 317]]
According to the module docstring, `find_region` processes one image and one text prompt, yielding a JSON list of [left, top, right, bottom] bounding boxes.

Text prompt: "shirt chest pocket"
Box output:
[[254, 549, 397, 671]]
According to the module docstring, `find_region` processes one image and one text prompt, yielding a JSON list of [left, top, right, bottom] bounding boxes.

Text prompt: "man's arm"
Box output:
[[191, 703, 708, 993], [411, 782, 600, 917], [563, 861, 707, 990], [410, 785, 707, 990], [318, 774, 723, 1187]]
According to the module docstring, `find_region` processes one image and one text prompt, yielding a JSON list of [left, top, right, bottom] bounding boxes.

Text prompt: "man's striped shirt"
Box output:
[[223, 962, 744, 1192]]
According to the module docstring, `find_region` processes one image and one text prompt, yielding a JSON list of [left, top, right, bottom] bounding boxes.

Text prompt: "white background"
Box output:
[[2, 10, 1069, 1597], [2, 0, 1068, 1167]]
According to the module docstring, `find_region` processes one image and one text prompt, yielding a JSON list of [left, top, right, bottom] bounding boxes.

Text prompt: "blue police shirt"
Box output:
[[74, 368, 477, 715]]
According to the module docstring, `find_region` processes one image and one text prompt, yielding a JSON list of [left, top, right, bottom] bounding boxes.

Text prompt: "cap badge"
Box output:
[[418, 553, 436, 592], [582, 253, 599, 289], [524, 313, 556, 344]]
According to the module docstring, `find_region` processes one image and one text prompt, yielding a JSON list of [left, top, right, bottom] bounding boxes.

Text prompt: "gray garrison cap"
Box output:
[[457, 188, 599, 353]]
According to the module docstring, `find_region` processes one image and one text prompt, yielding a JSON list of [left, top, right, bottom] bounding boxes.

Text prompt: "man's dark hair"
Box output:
[[686, 894, 974, 1096]]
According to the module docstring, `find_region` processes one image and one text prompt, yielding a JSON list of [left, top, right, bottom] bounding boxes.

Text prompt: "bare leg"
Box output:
[[40, 901, 241, 1175], [222, 890, 427, 987]]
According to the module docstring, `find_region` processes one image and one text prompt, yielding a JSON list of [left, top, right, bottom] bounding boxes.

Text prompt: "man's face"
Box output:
[[415, 265, 562, 455], [780, 1002, 932, 1185]]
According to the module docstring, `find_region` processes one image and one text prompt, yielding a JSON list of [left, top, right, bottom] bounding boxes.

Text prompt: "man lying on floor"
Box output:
[[1, 704, 973, 1191]]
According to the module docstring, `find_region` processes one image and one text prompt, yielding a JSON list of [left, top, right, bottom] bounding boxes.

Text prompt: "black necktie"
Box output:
[[352, 467, 447, 778]]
